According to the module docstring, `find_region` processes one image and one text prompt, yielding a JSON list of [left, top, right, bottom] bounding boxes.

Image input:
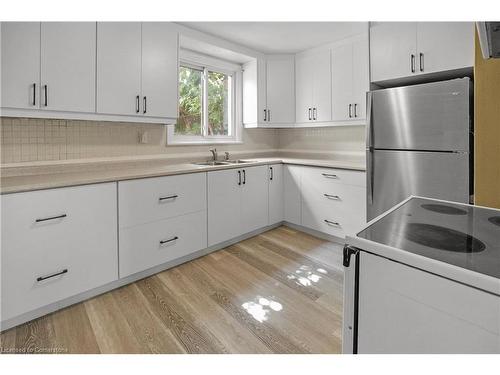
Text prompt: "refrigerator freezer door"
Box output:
[[367, 150, 469, 221], [368, 78, 470, 152]]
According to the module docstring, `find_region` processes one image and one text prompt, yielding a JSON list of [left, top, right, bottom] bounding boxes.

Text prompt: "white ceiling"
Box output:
[[179, 22, 368, 54]]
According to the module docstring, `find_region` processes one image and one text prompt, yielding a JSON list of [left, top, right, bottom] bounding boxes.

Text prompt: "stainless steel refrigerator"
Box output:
[[366, 78, 473, 221]]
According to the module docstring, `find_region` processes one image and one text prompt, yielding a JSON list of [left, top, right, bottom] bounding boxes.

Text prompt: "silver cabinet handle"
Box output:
[[143, 96, 147, 114], [313, 107, 317, 120], [37, 269, 68, 282], [160, 236, 178, 245], [324, 194, 341, 200], [419, 52, 424, 72], [35, 213, 67, 223], [410, 54, 416, 73], [238, 170, 241, 185], [43, 85, 48, 106], [264, 109, 267, 121], [324, 219, 341, 227], [270, 166, 273, 181], [354, 103, 358, 118], [308, 108, 312, 121], [159, 194, 178, 202], [136, 95, 140, 113], [242, 169, 246, 185], [268, 109, 271, 122], [32, 83, 36, 106], [348, 104, 352, 118], [321, 173, 338, 179]]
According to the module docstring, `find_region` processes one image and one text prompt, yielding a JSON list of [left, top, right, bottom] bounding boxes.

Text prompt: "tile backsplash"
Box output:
[[0, 117, 365, 165], [0, 117, 278, 164]]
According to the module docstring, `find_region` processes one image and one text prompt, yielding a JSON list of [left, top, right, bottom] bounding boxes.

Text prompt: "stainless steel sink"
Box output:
[[224, 159, 252, 164], [193, 161, 230, 166]]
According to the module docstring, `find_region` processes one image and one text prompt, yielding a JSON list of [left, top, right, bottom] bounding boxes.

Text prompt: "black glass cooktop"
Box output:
[[356, 197, 500, 280]]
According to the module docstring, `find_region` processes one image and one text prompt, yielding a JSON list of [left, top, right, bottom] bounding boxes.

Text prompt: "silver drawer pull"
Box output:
[[324, 194, 341, 200], [160, 236, 178, 245], [36, 269, 68, 282], [35, 214, 67, 223], [322, 173, 338, 179], [159, 194, 178, 202], [324, 219, 341, 227]]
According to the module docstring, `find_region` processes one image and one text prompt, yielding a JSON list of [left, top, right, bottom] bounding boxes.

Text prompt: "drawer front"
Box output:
[[302, 166, 366, 188], [1, 183, 118, 321], [119, 172, 207, 228], [302, 182, 366, 237], [119, 211, 207, 278]]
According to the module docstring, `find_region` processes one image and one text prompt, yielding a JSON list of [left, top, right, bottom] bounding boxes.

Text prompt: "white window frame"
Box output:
[[167, 50, 243, 145]]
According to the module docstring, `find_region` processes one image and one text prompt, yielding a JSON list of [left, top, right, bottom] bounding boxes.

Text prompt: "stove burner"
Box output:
[[488, 216, 500, 227], [405, 223, 485, 253], [421, 204, 468, 215]]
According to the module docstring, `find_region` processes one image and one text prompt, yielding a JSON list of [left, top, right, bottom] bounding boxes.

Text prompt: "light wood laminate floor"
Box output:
[[0, 226, 344, 354]]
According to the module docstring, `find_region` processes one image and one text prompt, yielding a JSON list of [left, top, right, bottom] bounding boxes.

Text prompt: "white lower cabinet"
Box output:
[[208, 165, 269, 246], [268, 164, 284, 224], [284, 165, 302, 225], [119, 211, 207, 278], [1, 183, 118, 322], [301, 167, 366, 238]]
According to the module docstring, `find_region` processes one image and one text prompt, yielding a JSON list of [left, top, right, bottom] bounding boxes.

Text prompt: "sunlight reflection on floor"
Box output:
[[242, 296, 284, 323], [286, 264, 328, 287]]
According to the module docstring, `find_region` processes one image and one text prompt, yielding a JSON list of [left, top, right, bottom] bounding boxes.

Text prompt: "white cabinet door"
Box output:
[[40, 22, 96, 113], [284, 165, 302, 225], [241, 166, 269, 234], [295, 53, 313, 123], [242, 59, 267, 126], [97, 22, 142, 116], [266, 56, 295, 124], [207, 169, 242, 246], [331, 42, 353, 122], [0, 22, 40, 109], [268, 164, 284, 225], [416, 22, 474, 75], [370, 22, 417, 82], [312, 49, 332, 122], [141, 22, 178, 119], [1, 183, 118, 321], [351, 34, 370, 120]]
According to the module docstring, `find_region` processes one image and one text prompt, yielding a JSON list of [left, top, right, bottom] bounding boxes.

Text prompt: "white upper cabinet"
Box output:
[[331, 34, 369, 122], [265, 56, 295, 124], [370, 22, 417, 83], [141, 22, 178, 119], [97, 22, 178, 119], [416, 22, 474, 75], [243, 56, 295, 127], [295, 52, 314, 123], [295, 49, 332, 124], [41, 22, 96, 113], [97, 22, 142, 116], [370, 22, 474, 83], [1, 22, 41, 109]]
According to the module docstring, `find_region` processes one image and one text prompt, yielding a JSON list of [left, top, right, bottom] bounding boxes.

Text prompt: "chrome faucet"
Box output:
[[224, 152, 230, 161], [209, 148, 217, 161]]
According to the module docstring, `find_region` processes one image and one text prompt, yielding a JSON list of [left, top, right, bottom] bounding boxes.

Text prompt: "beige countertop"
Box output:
[[0, 157, 366, 194]]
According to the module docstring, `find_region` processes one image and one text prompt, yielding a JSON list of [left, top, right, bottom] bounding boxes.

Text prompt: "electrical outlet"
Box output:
[[139, 131, 149, 144]]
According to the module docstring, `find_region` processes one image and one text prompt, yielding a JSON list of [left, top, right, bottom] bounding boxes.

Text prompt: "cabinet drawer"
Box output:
[[119, 172, 207, 228], [301, 166, 365, 188], [119, 211, 207, 278], [302, 183, 366, 237], [1, 183, 118, 321]]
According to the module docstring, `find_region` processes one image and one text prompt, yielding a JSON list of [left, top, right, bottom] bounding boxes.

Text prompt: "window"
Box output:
[[168, 53, 241, 145]]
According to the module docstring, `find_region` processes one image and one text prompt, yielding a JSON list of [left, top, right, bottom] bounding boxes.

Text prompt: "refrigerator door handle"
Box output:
[[365, 92, 373, 148], [367, 149, 374, 205]]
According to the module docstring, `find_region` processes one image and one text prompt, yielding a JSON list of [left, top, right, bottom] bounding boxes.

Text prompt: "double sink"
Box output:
[[193, 160, 253, 166]]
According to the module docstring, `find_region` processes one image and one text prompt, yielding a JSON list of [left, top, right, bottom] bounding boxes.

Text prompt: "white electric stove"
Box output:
[[342, 196, 500, 354]]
